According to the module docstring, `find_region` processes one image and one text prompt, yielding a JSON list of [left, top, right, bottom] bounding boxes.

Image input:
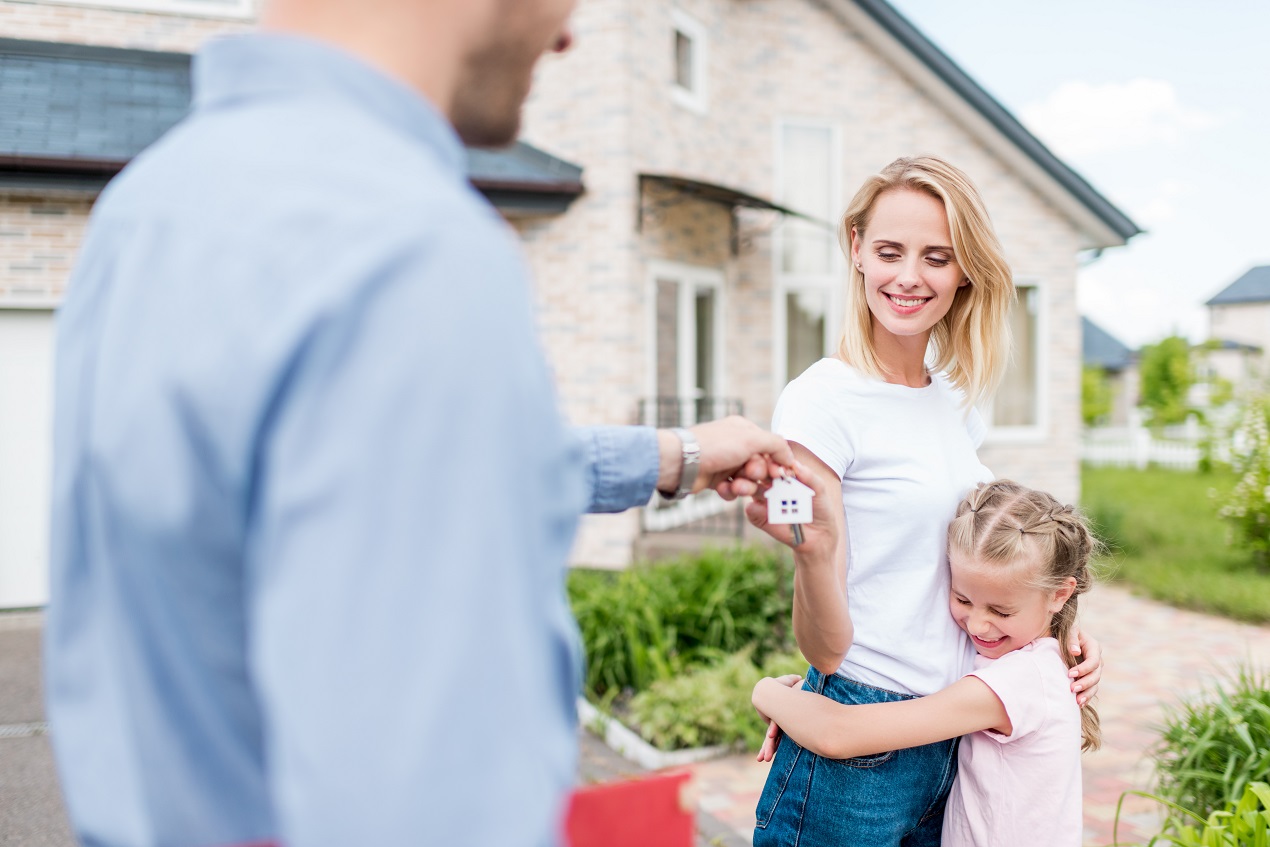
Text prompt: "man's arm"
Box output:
[[577, 417, 794, 514]]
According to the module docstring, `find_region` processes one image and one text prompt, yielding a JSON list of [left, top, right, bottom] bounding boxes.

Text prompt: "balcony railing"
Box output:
[[637, 396, 746, 537], [637, 396, 743, 428]]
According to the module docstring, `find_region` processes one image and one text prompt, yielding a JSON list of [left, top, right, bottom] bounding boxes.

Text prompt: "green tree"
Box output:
[[1081, 365, 1114, 426], [1139, 335, 1194, 426]]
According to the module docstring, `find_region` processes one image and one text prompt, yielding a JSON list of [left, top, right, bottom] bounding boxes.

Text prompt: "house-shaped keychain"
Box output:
[[767, 476, 814, 525]]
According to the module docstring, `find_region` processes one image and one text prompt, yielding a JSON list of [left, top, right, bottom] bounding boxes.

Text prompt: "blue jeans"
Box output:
[[753, 667, 959, 847]]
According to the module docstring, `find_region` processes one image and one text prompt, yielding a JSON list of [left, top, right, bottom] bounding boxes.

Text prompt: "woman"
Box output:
[[747, 156, 1102, 846]]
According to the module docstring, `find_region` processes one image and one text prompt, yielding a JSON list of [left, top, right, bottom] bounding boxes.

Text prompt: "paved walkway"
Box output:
[[631, 584, 1270, 846]]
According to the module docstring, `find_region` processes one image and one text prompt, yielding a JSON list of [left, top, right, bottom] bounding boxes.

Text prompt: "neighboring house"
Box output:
[[1081, 316, 1138, 426], [0, 0, 1140, 607], [1204, 266, 1270, 394], [517, 0, 1138, 565]]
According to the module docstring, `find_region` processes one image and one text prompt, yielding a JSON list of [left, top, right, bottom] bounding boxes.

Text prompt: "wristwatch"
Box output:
[[663, 427, 701, 501]]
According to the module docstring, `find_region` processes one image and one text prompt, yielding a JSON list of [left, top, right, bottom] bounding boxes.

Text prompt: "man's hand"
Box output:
[[656, 416, 794, 499]]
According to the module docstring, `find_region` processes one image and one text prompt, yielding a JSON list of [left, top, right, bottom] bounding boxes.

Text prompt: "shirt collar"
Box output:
[[192, 33, 466, 176]]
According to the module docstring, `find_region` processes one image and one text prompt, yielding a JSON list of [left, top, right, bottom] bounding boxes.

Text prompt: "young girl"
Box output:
[[745, 156, 1102, 846], [753, 479, 1101, 847]]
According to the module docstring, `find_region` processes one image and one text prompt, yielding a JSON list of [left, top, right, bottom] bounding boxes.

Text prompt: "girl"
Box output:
[[752, 480, 1101, 847], [745, 156, 1103, 845]]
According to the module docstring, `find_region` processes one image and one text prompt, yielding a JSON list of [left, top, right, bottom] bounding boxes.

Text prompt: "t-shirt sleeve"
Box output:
[[771, 372, 852, 478], [968, 651, 1048, 743]]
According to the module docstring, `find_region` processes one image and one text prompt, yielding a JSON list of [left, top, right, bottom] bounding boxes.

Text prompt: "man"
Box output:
[[45, 1, 793, 845]]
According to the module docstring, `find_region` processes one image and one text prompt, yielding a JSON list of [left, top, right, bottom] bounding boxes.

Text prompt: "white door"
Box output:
[[0, 309, 54, 608]]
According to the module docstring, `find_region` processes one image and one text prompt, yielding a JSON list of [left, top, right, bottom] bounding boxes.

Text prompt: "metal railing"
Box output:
[[637, 396, 743, 428], [637, 396, 746, 537]]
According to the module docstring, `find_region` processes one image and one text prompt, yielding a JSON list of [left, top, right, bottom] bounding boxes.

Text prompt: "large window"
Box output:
[[775, 122, 840, 386], [649, 262, 725, 426], [45, 0, 253, 17], [989, 282, 1046, 436]]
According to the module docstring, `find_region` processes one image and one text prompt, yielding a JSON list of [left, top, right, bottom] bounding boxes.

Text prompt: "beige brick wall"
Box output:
[[520, 0, 1093, 563], [0, 1, 251, 52], [0, 193, 91, 304]]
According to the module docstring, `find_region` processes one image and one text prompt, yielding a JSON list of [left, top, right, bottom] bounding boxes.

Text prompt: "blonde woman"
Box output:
[[747, 157, 1103, 846]]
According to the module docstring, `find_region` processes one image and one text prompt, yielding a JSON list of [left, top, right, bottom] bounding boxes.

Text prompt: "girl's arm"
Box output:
[[747, 442, 853, 674], [752, 675, 1010, 760]]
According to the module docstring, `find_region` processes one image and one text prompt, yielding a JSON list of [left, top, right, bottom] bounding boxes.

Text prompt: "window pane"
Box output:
[[995, 286, 1038, 426], [656, 279, 679, 403], [779, 125, 834, 274], [694, 288, 715, 397], [674, 30, 694, 90], [786, 289, 827, 383]]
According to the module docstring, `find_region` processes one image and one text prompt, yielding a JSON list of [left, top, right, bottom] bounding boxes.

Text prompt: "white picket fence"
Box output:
[[1081, 416, 1207, 471]]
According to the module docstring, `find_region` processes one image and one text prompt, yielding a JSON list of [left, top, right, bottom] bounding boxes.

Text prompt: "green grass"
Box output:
[[1081, 465, 1270, 623]]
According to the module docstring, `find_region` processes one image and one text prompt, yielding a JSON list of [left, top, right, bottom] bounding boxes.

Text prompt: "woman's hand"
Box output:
[[1068, 627, 1102, 706]]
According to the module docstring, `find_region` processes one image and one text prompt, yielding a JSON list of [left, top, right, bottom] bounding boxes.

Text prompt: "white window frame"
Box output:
[[645, 260, 727, 425], [772, 119, 842, 394], [42, 0, 255, 19], [670, 8, 708, 114], [983, 277, 1050, 444]]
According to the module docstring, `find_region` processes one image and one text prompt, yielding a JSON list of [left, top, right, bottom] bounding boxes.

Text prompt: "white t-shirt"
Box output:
[[772, 358, 992, 694], [942, 638, 1083, 847]]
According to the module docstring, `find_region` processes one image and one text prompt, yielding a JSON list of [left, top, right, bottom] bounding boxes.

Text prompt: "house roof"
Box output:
[[1082, 316, 1134, 370], [0, 37, 583, 211], [827, 0, 1140, 249], [1205, 266, 1270, 306]]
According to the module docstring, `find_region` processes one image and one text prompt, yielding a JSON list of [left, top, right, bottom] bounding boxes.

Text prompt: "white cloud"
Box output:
[[1021, 79, 1216, 158]]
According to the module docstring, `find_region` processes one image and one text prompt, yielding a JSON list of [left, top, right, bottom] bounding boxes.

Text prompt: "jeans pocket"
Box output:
[[754, 737, 804, 829]]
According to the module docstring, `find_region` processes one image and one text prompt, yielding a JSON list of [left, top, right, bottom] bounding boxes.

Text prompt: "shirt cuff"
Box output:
[[576, 425, 660, 513]]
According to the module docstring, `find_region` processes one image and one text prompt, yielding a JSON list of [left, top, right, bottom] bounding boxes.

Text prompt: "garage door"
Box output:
[[0, 309, 53, 609]]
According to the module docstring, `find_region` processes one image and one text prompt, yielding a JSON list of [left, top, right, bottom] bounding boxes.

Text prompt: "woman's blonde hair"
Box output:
[[836, 156, 1014, 408], [947, 479, 1102, 752]]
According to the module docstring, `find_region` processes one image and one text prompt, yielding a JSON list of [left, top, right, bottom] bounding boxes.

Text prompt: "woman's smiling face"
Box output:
[[850, 188, 968, 346]]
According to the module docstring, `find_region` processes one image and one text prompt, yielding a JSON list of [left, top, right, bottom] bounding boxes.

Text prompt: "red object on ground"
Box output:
[[565, 771, 695, 847]]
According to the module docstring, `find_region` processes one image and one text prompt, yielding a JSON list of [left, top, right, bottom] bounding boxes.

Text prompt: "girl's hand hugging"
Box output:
[[753, 675, 804, 762]]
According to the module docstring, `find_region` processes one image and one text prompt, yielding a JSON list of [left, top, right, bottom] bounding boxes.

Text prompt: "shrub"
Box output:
[[567, 545, 794, 700], [1115, 782, 1270, 846], [1150, 665, 1270, 820], [1217, 396, 1270, 568], [628, 649, 807, 751]]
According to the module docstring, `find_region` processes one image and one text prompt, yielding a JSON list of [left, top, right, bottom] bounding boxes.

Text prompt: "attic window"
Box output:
[[671, 9, 707, 113]]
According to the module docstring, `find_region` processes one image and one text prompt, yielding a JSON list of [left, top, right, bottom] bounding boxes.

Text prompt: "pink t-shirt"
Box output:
[[941, 638, 1083, 847]]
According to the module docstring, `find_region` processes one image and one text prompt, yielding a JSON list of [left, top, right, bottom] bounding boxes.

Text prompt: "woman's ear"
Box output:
[[849, 226, 861, 269], [1049, 576, 1077, 614]]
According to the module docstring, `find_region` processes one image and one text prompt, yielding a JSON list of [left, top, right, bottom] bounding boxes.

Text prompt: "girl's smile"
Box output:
[[948, 549, 1075, 660]]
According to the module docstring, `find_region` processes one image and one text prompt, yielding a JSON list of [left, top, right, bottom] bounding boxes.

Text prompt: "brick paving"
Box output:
[[623, 584, 1270, 847]]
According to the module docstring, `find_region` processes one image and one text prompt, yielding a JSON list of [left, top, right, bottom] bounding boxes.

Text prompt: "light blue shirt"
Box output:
[[47, 34, 659, 847]]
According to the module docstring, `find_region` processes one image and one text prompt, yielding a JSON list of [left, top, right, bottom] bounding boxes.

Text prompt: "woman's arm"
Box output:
[[747, 443, 852, 673], [752, 675, 1010, 760]]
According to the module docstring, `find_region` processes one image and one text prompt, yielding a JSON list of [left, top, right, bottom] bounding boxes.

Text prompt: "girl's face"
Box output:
[[948, 550, 1076, 660], [850, 189, 969, 347]]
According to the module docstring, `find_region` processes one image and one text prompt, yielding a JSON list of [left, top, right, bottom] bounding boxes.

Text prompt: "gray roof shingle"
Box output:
[[0, 37, 583, 208], [1205, 266, 1270, 306], [1082, 316, 1134, 370]]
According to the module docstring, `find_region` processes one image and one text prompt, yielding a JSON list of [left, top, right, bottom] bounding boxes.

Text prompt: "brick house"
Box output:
[[516, 0, 1139, 565], [0, 0, 1137, 606]]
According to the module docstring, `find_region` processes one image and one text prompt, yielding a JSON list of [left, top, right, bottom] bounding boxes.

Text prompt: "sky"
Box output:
[[884, 0, 1270, 350]]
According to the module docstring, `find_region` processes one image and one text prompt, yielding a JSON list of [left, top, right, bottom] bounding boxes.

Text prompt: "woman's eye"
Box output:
[[878, 252, 899, 261], [927, 257, 950, 267]]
